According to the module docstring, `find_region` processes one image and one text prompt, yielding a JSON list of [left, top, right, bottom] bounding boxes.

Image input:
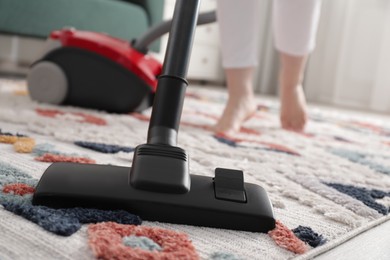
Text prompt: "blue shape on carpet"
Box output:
[[333, 136, 352, 143], [209, 252, 242, 260], [370, 189, 390, 199], [74, 141, 134, 154], [213, 136, 238, 147], [2, 200, 81, 236], [123, 235, 162, 251], [2, 200, 142, 236], [214, 136, 298, 156], [67, 207, 142, 226], [292, 226, 327, 248], [0, 162, 38, 187], [325, 182, 390, 215], [330, 149, 390, 175], [32, 143, 62, 156], [0, 129, 27, 137], [256, 147, 298, 156], [1, 162, 142, 236]]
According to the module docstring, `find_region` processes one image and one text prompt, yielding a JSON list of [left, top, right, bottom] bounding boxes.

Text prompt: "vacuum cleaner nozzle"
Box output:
[[32, 162, 275, 232]]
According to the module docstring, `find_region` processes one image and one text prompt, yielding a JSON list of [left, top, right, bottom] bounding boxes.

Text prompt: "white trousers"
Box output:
[[216, 0, 322, 68]]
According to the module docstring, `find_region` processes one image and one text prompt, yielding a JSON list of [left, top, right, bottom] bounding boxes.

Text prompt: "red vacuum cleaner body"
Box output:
[[28, 28, 162, 113]]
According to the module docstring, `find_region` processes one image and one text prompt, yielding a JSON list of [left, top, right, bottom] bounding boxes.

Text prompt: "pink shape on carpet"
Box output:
[[72, 112, 107, 125], [35, 153, 96, 164], [268, 220, 309, 254], [35, 108, 107, 126], [88, 222, 199, 260], [260, 142, 300, 156], [216, 133, 300, 156], [35, 108, 63, 118], [239, 127, 261, 136], [193, 111, 220, 120], [130, 113, 150, 122], [185, 92, 203, 100], [131, 110, 262, 136], [3, 183, 35, 195], [181, 121, 213, 131], [351, 121, 383, 132]]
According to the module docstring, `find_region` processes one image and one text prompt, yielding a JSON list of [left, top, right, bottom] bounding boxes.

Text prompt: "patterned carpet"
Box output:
[[0, 78, 390, 260]]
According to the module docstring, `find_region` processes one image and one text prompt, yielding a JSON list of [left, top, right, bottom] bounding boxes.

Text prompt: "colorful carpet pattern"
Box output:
[[0, 79, 390, 259]]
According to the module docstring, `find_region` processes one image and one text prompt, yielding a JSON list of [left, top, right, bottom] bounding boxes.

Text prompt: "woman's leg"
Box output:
[[216, 0, 322, 133], [215, 0, 260, 134], [214, 67, 257, 134], [278, 53, 309, 131], [274, 0, 322, 131]]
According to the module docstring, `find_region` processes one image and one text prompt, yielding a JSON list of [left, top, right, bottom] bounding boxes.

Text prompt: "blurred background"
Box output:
[[1, 0, 389, 113]]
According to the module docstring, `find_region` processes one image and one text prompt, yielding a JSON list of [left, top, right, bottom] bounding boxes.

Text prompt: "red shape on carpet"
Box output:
[[35, 108, 63, 118], [35, 153, 96, 164], [36, 109, 107, 126], [3, 183, 35, 196], [268, 220, 308, 254], [130, 113, 150, 122], [88, 222, 199, 260], [216, 133, 300, 156]]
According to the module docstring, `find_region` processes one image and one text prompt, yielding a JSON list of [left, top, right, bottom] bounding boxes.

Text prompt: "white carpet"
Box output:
[[0, 79, 390, 259]]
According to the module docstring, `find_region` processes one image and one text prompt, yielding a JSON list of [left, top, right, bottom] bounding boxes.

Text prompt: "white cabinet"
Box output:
[[0, 35, 44, 75], [155, 0, 223, 83]]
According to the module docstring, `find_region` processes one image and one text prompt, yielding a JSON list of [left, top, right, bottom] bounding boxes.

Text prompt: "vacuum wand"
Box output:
[[129, 0, 201, 193], [147, 0, 201, 146]]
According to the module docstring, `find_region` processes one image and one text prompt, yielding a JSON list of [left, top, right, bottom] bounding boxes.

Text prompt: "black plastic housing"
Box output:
[[32, 163, 275, 232], [130, 144, 190, 193]]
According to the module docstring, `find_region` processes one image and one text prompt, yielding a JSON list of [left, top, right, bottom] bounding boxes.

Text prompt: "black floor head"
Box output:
[[33, 162, 275, 233]]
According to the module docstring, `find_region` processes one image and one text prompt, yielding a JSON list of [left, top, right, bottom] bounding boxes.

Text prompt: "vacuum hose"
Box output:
[[132, 11, 217, 53]]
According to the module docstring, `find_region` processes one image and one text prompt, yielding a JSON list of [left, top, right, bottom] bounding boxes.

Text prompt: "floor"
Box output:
[[316, 220, 390, 260]]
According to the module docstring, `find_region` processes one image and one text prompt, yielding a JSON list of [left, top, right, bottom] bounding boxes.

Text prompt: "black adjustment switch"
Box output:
[[214, 168, 247, 203]]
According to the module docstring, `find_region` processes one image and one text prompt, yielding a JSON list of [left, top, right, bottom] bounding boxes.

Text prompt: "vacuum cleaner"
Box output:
[[32, 0, 275, 233], [27, 7, 216, 113]]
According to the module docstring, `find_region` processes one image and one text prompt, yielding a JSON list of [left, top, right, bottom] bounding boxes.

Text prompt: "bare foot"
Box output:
[[214, 95, 257, 134], [280, 84, 308, 132]]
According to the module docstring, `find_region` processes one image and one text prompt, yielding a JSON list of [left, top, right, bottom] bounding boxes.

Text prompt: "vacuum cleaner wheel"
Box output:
[[27, 61, 68, 104]]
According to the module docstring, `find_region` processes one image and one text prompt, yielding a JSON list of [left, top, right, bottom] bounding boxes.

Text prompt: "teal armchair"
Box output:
[[0, 0, 164, 51]]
